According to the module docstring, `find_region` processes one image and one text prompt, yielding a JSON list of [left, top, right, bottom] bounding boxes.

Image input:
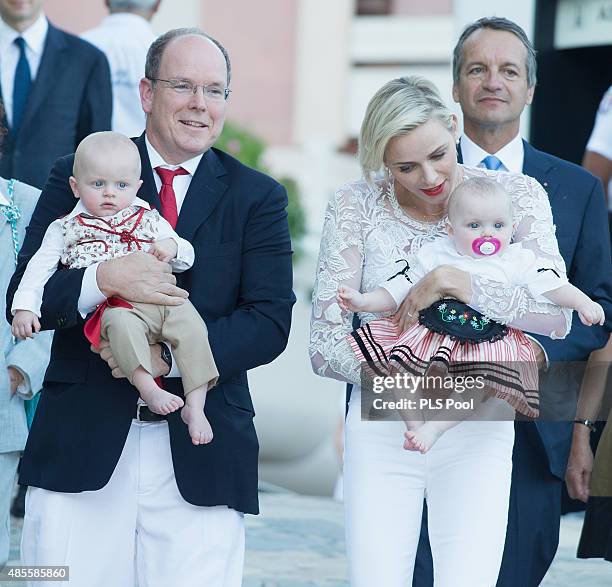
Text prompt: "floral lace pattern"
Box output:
[[309, 165, 572, 384]]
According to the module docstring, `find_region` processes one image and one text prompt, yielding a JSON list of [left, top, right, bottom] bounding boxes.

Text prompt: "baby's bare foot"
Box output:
[[139, 386, 184, 415], [404, 420, 424, 431], [403, 424, 445, 454], [181, 405, 214, 445]]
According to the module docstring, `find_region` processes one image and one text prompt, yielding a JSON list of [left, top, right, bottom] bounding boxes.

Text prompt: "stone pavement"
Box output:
[[5, 484, 611, 586]]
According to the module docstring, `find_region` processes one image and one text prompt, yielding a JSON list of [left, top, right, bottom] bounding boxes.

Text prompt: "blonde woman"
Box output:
[[309, 76, 570, 586]]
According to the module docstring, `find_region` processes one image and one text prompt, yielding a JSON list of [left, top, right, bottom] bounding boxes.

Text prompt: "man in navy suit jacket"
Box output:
[[0, 0, 112, 188], [7, 29, 294, 586], [413, 17, 611, 587]]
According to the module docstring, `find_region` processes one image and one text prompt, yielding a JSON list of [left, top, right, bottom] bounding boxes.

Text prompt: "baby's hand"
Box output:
[[337, 285, 366, 312], [149, 238, 178, 263], [12, 310, 41, 339], [577, 300, 605, 326]]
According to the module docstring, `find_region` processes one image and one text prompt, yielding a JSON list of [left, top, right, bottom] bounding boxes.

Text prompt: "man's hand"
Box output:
[[149, 238, 179, 263], [565, 426, 593, 502], [91, 340, 171, 379], [7, 367, 24, 395], [97, 252, 188, 306], [11, 310, 41, 339], [394, 266, 471, 332]]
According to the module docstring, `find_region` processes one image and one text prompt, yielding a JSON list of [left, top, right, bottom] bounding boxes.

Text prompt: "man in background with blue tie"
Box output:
[[413, 16, 611, 587], [0, 0, 112, 189]]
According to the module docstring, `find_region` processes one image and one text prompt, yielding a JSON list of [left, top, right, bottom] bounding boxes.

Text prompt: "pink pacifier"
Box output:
[[472, 237, 501, 256]]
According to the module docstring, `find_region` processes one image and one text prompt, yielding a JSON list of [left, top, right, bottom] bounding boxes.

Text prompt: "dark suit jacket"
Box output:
[[6, 134, 295, 515], [459, 139, 612, 478], [0, 21, 112, 189]]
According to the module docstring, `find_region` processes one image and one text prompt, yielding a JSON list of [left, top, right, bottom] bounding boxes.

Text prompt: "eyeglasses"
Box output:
[[148, 78, 231, 101]]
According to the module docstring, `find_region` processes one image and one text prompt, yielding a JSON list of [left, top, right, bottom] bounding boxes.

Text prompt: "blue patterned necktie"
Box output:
[[481, 155, 503, 171], [12, 36, 32, 136]]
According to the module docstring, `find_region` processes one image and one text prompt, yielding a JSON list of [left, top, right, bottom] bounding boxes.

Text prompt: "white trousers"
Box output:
[[344, 390, 514, 587], [21, 421, 244, 587]]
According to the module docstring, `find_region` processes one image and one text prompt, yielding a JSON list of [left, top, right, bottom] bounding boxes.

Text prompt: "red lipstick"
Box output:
[[421, 181, 445, 197]]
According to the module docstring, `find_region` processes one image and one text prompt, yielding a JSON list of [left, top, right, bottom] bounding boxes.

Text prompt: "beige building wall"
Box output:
[[46, 0, 203, 36], [393, 0, 453, 15], [202, 0, 298, 146], [45, 0, 106, 33]]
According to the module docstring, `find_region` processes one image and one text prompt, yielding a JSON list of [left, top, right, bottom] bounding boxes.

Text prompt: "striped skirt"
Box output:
[[348, 317, 539, 418]]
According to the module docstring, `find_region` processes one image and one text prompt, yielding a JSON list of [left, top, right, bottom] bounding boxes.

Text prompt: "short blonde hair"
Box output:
[[358, 76, 454, 184], [73, 131, 141, 179]]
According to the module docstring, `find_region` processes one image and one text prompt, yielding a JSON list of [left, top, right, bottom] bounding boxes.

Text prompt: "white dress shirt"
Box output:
[[14, 197, 194, 317], [585, 85, 612, 208], [460, 132, 524, 174], [586, 85, 612, 160], [81, 13, 155, 137], [0, 12, 48, 126]]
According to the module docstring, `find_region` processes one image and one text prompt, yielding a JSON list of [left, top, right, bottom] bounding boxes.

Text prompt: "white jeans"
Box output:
[[344, 389, 514, 587], [21, 421, 244, 587]]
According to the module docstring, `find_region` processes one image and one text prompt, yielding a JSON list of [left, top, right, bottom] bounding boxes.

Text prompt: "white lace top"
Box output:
[[309, 165, 572, 385]]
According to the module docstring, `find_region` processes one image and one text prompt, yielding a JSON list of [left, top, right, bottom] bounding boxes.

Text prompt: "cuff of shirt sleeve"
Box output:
[[11, 290, 43, 317], [78, 263, 107, 318], [174, 237, 188, 263], [165, 345, 181, 378], [168, 236, 194, 272], [524, 333, 550, 371]]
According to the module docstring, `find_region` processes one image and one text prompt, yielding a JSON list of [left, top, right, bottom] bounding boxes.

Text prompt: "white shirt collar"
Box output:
[[460, 133, 524, 174], [66, 196, 151, 220], [0, 12, 48, 56], [145, 134, 203, 177]]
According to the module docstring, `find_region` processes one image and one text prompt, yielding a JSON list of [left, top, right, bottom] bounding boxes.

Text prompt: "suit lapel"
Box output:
[[134, 134, 161, 210], [0, 87, 8, 135], [18, 23, 67, 135], [522, 141, 560, 203], [176, 148, 228, 241], [457, 142, 464, 164]]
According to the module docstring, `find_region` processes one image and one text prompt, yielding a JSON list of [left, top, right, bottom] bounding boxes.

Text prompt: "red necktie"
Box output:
[[155, 166, 189, 228]]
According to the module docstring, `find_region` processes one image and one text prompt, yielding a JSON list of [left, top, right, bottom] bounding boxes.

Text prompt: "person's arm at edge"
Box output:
[[566, 335, 612, 501], [582, 150, 610, 204]]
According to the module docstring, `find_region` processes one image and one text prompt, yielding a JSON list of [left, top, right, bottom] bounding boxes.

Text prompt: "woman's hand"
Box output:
[[394, 266, 472, 332], [565, 426, 594, 502]]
